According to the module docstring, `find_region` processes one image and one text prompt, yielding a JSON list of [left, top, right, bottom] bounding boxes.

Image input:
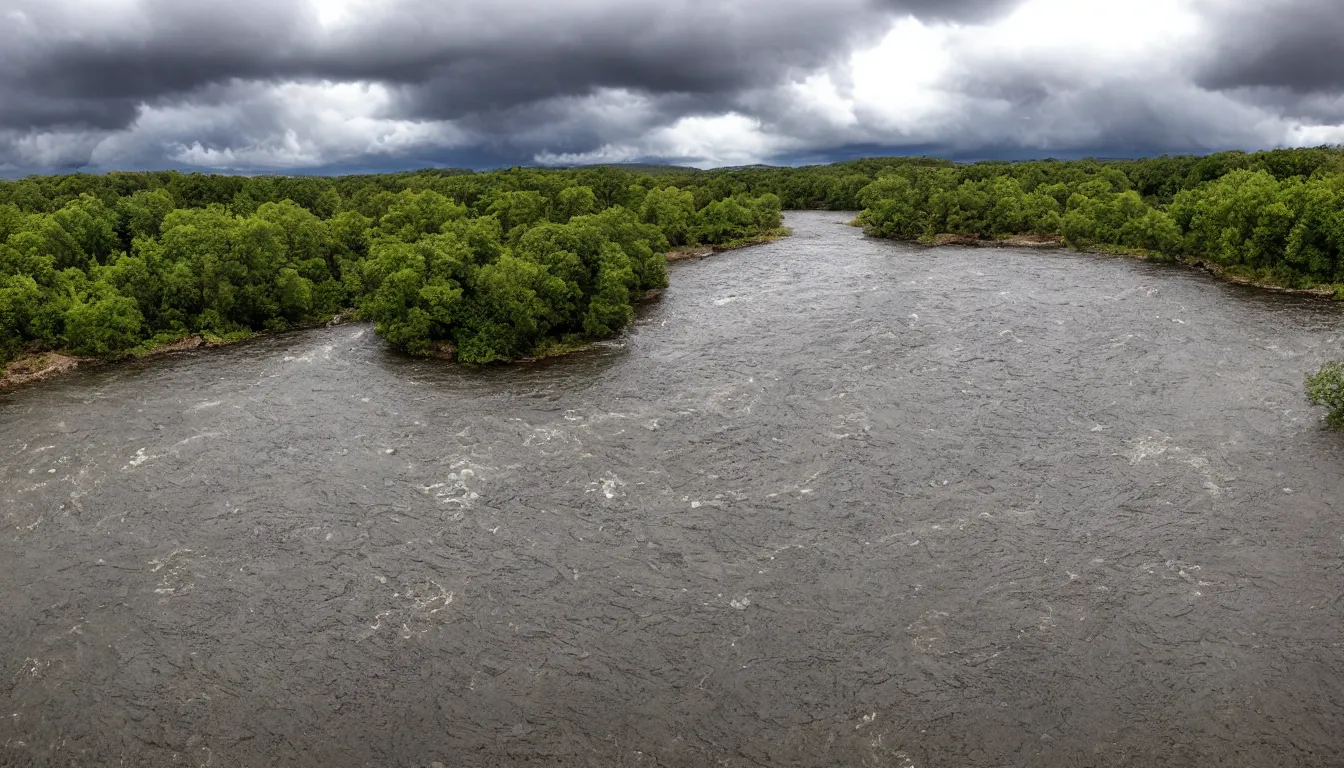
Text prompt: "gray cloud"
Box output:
[[1, 0, 1021, 131], [0, 0, 1341, 174], [1195, 0, 1344, 93]]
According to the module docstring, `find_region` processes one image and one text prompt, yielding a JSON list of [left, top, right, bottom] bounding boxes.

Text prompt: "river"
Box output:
[[3, 211, 1343, 767]]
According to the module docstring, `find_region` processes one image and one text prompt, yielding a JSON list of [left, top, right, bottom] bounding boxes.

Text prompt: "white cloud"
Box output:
[[536, 113, 791, 168], [646, 114, 789, 166], [848, 16, 958, 135], [81, 80, 472, 170]]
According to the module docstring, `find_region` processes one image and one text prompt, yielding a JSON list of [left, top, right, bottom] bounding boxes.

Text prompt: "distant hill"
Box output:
[[568, 162, 703, 174], [708, 163, 785, 171]]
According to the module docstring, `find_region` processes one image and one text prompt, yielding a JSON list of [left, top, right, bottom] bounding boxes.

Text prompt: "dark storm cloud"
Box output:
[[0, 0, 1026, 134], [1217, 87, 1344, 127], [0, 1, 302, 135], [872, 0, 1020, 19], [1194, 0, 1344, 94]]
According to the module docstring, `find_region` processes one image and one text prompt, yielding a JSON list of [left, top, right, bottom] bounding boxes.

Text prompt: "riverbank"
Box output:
[[0, 314, 356, 392], [0, 352, 86, 390], [927, 233, 1066, 249], [1, 335, 223, 392], [665, 228, 792, 262], [894, 232, 1343, 299]]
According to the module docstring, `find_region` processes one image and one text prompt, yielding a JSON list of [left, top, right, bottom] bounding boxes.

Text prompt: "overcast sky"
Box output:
[[1, 0, 1341, 174]]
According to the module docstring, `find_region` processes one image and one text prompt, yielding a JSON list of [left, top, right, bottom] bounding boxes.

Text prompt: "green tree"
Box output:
[[377, 189, 468, 242], [255, 201, 334, 266], [275, 268, 315, 323], [582, 243, 636, 337], [0, 275, 42, 364], [456, 255, 560, 363], [487, 191, 550, 239], [64, 288, 144, 357], [554, 186, 597, 222], [858, 176, 928, 239], [118, 189, 176, 241], [641, 187, 696, 246]]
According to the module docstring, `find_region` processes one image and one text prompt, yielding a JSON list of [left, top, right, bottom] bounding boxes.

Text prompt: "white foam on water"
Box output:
[[1125, 435, 1226, 494], [419, 461, 490, 508], [590, 475, 625, 499], [125, 447, 164, 469], [148, 548, 198, 598], [1127, 436, 1171, 465], [175, 432, 222, 448], [524, 427, 572, 447]]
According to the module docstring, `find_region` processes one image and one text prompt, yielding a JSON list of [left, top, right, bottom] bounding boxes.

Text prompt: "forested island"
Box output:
[[3, 148, 1344, 416], [0, 166, 788, 369]]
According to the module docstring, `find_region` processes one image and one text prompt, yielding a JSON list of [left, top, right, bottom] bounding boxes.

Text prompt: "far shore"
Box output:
[[883, 231, 1342, 300]]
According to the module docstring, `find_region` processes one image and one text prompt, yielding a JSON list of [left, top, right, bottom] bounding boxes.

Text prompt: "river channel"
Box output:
[[3, 211, 1343, 766]]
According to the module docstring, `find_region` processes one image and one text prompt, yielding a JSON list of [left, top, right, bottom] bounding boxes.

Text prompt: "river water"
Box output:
[[3, 211, 1343, 767]]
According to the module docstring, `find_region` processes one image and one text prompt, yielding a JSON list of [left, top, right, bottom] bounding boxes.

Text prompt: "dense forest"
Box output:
[[2, 147, 1343, 372], [852, 148, 1344, 291], [0, 166, 785, 364]]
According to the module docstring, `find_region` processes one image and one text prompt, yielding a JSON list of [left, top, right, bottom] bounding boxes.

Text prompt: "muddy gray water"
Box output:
[[3, 211, 1344, 767]]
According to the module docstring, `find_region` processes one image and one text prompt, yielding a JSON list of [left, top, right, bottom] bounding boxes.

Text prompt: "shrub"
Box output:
[[1306, 361, 1344, 428]]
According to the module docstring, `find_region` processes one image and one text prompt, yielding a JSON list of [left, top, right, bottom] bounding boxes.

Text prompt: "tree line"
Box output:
[[3, 147, 1343, 375], [852, 148, 1344, 291]]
